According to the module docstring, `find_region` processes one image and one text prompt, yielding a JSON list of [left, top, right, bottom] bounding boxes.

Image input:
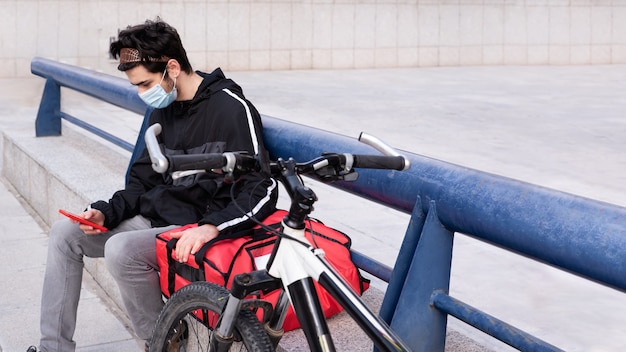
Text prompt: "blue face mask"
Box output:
[[139, 69, 177, 108]]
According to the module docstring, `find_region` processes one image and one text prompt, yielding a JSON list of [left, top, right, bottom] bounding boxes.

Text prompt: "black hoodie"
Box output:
[[91, 68, 278, 235]]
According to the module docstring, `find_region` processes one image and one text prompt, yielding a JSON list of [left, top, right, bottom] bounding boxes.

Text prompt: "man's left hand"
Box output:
[[169, 224, 219, 263]]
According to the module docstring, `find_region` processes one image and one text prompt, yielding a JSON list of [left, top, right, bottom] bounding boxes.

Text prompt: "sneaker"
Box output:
[[26, 346, 40, 352]]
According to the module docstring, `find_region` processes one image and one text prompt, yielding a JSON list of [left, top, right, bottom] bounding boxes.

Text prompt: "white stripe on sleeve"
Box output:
[[222, 88, 260, 155], [216, 178, 278, 231]]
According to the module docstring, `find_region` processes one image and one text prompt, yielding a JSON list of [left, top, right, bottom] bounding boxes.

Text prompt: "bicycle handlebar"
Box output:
[[144, 123, 410, 178]]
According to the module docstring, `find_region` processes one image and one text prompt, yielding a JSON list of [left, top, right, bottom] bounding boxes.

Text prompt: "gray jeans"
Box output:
[[39, 216, 177, 352]]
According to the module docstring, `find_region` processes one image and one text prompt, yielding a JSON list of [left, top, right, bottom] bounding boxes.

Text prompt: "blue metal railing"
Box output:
[[30, 58, 153, 181], [31, 57, 626, 351]]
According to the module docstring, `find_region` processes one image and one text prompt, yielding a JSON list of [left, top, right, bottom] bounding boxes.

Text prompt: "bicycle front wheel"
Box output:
[[149, 281, 273, 352]]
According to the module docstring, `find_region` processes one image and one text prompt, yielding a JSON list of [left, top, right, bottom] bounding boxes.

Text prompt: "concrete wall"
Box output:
[[2, 0, 625, 78]]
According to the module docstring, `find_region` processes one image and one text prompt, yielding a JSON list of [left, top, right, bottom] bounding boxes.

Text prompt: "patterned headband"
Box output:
[[119, 48, 169, 65]]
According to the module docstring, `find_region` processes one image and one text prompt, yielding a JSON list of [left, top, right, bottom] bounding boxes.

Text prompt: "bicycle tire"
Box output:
[[149, 281, 273, 352]]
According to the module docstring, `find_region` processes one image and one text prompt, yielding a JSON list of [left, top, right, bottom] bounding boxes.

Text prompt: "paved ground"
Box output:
[[1, 64, 626, 351], [0, 178, 141, 352]]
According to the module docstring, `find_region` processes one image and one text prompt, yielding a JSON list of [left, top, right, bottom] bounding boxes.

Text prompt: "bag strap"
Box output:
[[163, 223, 271, 293], [165, 238, 179, 296], [192, 227, 263, 282], [304, 218, 352, 249], [191, 226, 258, 267], [228, 226, 279, 270], [192, 236, 220, 267], [256, 216, 351, 248], [252, 222, 281, 237]]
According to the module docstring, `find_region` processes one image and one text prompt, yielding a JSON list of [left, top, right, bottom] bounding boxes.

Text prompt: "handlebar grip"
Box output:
[[167, 154, 227, 173], [352, 155, 407, 171], [357, 133, 411, 171]]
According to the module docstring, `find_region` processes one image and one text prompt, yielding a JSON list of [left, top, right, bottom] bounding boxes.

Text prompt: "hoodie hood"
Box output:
[[192, 68, 244, 102]]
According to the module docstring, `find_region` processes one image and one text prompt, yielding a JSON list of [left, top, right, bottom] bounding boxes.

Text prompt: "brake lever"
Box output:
[[340, 172, 359, 182], [314, 165, 359, 183]]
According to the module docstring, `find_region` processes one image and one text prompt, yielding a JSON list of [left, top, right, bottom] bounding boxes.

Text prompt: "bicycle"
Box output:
[[144, 123, 412, 352]]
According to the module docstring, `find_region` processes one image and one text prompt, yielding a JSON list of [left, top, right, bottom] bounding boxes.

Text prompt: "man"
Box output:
[[29, 19, 278, 352]]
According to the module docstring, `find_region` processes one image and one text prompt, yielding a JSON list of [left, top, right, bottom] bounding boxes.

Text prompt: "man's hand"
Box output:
[[170, 224, 219, 263], [77, 209, 106, 235]]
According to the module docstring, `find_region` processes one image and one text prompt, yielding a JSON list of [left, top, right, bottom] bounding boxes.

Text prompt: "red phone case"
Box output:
[[59, 209, 108, 232]]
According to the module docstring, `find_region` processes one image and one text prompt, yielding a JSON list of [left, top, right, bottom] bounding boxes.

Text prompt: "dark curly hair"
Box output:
[[109, 18, 193, 74]]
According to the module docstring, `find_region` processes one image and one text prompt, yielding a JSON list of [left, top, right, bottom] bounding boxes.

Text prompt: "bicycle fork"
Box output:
[[265, 228, 338, 352], [216, 233, 338, 352], [212, 269, 284, 351], [268, 226, 409, 352]]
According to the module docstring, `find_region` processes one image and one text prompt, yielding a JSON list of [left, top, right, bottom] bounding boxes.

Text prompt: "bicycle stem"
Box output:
[[276, 158, 318, 230]]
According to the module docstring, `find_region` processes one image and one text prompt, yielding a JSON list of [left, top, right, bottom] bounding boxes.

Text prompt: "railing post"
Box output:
[[125, 107, 154, 184], [390, 201, 454, 351], [35, 78, 62, 136], [379, 196, 425, 324]]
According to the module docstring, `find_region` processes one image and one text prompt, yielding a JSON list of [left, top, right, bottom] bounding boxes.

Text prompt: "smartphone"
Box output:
[[59, 209, 108, 232]]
